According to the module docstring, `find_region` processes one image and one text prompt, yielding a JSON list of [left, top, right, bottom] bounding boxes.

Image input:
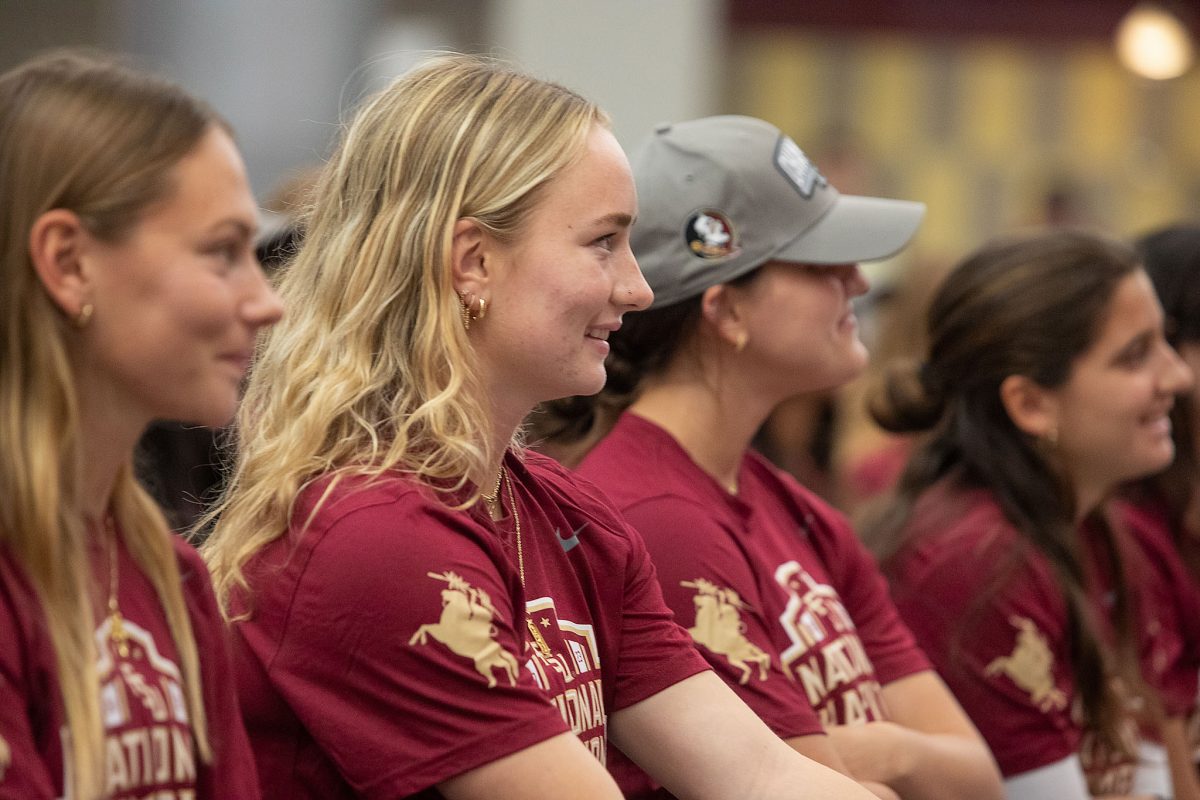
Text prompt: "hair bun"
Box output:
[[869, 358, 945, 433]]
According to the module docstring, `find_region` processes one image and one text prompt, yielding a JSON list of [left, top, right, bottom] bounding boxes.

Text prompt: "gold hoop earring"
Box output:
[[74, 303, 94, 329], [475, 297, 487, 322], [458, 292, 473, 332]]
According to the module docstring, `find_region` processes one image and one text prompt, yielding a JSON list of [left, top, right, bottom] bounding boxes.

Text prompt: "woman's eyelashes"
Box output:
[[592, 232, 616, 252]]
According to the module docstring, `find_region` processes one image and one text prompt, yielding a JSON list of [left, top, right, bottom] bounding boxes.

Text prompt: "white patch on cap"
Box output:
[[775, 136, 827, 198], [685, 210, 738, 259]]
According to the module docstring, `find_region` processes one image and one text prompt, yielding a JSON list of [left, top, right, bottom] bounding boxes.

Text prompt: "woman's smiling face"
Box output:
[[476, 124, 653, 412], [77, 126, 283, 428], [1047, 269, 1193, 497]]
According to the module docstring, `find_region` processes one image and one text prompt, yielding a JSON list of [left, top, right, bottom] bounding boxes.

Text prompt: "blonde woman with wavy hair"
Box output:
[[201, 54, 876, 800], [0, 51, 280, 799]]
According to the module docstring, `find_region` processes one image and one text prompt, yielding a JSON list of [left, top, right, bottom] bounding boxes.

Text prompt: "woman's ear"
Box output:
[[450, 217, 489, 297], [999, 374, 1059, 439], [699, 283, 749, 349], [28, 208, 91, 318]]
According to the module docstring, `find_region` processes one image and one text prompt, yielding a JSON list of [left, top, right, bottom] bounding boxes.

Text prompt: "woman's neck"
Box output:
[[630, 374, 775, 494], [75, 375, 150, 521], [1074, 484, 1108, 524]]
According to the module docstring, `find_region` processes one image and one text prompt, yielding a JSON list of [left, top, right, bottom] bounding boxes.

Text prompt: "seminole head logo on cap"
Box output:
[[685, 209, 737, 259]]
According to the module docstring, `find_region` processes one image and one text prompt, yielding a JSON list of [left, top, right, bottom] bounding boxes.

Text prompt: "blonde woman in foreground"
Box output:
[[201, 54, 877, 800], [0, 52, 280, 799]]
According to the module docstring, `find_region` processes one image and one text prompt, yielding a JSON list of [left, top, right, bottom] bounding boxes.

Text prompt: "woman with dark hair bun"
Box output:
[[866, 229, 1193, 799]]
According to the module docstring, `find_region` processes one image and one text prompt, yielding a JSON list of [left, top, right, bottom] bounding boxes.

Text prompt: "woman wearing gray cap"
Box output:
[[540, 115, 1002, 800]]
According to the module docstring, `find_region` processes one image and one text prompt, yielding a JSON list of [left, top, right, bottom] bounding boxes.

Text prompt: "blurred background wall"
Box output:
[[7, 0, 1198, 508], [3, 0, 1197, 262]]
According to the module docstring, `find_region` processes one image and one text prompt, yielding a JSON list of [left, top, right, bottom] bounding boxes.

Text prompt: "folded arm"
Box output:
[[439, 732, 623, 800], [826, 671, 1004, 800], [611, 671, 878, 800]]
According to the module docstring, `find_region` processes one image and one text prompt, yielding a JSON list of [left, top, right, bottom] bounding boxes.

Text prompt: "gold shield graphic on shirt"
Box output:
[[409, 571, 520, 688], [985, 615, 1067, 712], [681, 579, 770, 684]]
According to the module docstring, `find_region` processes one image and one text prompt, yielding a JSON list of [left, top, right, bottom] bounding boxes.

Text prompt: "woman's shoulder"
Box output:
[[892, 483, 1038, 586], [743, 449, 849, 528], [519, 451, 642, 544], [241, 472, 514, 630], [908, 482, 1019, 546], [522, 451, 619, 515], [295, 470, 436, 525]]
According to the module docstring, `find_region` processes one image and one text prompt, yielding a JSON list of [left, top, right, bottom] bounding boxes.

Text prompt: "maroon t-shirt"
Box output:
[[884, 481, 1140, 795], [578, 413, 930, 797], [231, 450, 707, 799], [0, 530, 259, 800], [1116, 498, 1200, 720]]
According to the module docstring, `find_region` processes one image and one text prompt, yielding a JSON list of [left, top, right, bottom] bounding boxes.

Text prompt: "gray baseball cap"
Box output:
[[630, 115, 926, 308]]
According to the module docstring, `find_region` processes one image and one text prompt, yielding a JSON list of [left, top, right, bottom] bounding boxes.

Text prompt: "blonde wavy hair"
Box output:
[[202, 54, 606, 615], [0, 52, 215, 798]]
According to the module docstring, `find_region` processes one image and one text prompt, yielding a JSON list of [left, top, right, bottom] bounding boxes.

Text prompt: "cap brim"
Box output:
[[775, 195, 926, 265]]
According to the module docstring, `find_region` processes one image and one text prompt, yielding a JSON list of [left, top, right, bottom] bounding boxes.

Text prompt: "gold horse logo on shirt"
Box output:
[[682, 579, 771, 684], [985, 615, 1067, 712], [410, 571, 520, 688]]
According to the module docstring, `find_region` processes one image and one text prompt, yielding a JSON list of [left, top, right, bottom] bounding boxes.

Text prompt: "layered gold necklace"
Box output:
[[483, 466, 549, 653], [482, 466, 524, 586], [103, 515, 130, 658]]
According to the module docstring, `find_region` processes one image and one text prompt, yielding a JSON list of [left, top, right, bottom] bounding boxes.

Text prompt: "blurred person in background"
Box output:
[[865, 230, 1192, 799], [200, 55, 878, 800], [1116, 223, 1200, 798], [538, 115, 1002, 800], [0, 51, 281, 799], [1125, 224, 1200, 579]]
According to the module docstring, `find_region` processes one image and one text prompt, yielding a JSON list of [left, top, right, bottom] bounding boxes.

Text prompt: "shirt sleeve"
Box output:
[[605, 507, 713, 713], [237, 493, 569, 799], [620, 494, 826, 739], [0, 558, 57, 800], [888, 526, 1079, 778], [806, 503, 931, 686]]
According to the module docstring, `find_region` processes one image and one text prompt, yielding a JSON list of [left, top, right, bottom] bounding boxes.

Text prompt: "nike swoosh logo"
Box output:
[[556, 523, 587, 552]]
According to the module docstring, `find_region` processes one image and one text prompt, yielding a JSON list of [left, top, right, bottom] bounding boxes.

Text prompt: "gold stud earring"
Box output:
[[74, 303, 94, 329], [734, 331, 748, 352]]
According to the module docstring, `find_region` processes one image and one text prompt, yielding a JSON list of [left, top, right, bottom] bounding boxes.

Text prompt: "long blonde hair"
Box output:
[[0, 51, 215, 798], [202, 53, 605, 614]]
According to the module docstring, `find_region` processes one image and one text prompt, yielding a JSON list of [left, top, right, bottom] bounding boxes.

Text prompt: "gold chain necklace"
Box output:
[[103, 515, 130, 658], [480, 468, 504, 507], [498, 468, 549, 655], [500, 467, 524, 587], [482, 466, 525, 584]]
